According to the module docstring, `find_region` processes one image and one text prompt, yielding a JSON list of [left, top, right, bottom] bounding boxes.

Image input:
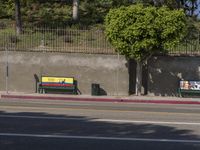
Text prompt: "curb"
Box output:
[[1, 94, 200, 105]]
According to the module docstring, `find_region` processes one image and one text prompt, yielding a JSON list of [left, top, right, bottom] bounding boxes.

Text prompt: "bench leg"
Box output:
[[178, 91, 182, 97], [38, 88, 43, 94], [179, 93, 182, 97], [178, 88, 182, 97], [73, 89, 76, 95], [42, 89, 46, 94]]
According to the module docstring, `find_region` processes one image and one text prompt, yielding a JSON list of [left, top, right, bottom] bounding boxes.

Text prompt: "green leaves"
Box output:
[[23, 2, 72, 26], [105, 4, 187, 61]]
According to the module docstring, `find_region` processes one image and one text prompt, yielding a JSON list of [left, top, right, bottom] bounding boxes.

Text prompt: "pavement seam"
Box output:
[[1, 94, 200, 105], [0, 133, 200, 143]]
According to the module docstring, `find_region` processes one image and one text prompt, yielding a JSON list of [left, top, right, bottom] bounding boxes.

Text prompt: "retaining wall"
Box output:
[[0, 52, 199, 96], [0, 51, 129, 96]]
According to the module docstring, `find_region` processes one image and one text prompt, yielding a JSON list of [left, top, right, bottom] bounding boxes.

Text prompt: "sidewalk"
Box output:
[[1, 91, 200, 105]]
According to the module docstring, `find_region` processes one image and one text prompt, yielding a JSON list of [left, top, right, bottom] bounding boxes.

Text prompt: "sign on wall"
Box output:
[[180, 81, 200, 90], [41, 77, 74, 84]]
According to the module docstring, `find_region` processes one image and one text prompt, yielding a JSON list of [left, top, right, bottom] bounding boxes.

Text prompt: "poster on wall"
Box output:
[[180, 81, 200, 90]]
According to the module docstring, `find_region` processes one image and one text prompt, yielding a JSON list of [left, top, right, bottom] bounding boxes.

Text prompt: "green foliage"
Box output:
[[0, 0, 196, 29], [105, 4, 187, 61], [0, 0, 14, 18], [0, 0, 72, 27], [22, 2, 72, 27], [0, 0, 133, 27], [79, 0, 131, 26]]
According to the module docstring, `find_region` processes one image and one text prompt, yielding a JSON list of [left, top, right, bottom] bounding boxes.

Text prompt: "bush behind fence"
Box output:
[[0, 27, 200, 55], [0, 27, 115, 54]]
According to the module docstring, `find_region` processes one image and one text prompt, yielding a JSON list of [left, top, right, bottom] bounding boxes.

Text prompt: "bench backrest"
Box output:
[[180, 80, 200, 90], [41, 76, 74, 87]]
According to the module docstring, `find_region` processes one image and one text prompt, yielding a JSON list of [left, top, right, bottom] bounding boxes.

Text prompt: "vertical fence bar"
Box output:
[[97, 30, 100, 54], [197, 30, 199, 54], [61, 27, 63, 52], [56, 27, 58, 52], [5, 46, 8, 94], [85, 29, 87, 53], [116, 53, 120, 96], [72, 29, 74, 52]]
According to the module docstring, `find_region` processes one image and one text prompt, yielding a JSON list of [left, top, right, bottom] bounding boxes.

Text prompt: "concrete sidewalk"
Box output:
[[1, 91, 200, 105]]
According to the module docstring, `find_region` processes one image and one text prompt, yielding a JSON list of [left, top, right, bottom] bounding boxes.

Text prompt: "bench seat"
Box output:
[[38, 76, 76, 94], [178, 80, 200, 97]]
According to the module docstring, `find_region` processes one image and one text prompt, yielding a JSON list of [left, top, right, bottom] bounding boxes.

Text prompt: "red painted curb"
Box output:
[[1, 94, 200, 105]]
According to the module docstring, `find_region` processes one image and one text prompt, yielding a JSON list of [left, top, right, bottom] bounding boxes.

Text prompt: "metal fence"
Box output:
[[1, 27, 200, 55], [168, 40, 200, 55], [0, 27, 115, 54]]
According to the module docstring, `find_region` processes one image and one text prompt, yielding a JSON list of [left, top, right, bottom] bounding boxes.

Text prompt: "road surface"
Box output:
[[0, 98, 200, 150]]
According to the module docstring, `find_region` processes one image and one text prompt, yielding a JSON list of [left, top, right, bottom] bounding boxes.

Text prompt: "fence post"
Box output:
[[198, 30, 200, 54], [116, 53, 120, 96], [5, 46, 9, 94]]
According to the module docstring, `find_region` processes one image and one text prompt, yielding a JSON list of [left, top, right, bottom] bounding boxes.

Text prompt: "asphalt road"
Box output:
[[0, 98, 200, 150]]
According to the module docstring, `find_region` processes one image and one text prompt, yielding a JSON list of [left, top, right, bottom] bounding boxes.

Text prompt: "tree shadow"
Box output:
[[148, 56, 200, 96], [128, 56, 200, 97], [0, 110, 199, 150], [127, 59, 148, 95]]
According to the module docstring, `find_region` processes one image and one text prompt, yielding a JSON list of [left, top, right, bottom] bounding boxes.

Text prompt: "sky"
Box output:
[[195, 0, 200, 18]]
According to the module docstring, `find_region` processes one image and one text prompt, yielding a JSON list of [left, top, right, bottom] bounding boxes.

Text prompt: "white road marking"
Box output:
[[0, 114, 85, 121], [0, 133, 199, 143], [174, 106, 200, 110], [94, 119, 200, 126], [1, 114, 200, 126]]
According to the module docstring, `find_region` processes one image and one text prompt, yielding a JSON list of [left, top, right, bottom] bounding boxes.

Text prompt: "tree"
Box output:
[[72, 0, 79, 21], [14, 0, 22, 34], [105, 4, 187, 95]]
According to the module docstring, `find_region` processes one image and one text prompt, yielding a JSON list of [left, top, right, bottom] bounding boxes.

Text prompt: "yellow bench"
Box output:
[[38, 76, 77, 94]]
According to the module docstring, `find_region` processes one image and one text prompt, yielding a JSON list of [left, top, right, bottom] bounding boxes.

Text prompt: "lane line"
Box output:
[[0, 114, 85, 121], [2, 99, 200, 109], [94, 119, 200, 125], [0, 133, 200, 143], [1, 105, 200, 117], [2, 101, 200, 116], [1, 114, 200, 126], [2, 101, 200, 113], [2, 94, 200, 105]]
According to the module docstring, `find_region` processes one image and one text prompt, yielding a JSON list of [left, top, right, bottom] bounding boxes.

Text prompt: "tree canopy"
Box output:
[[105, 4, 187, 61]]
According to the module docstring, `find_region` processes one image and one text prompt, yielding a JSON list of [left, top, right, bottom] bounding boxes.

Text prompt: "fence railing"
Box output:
[[168, 39, 200, 55], [0, 27, 115, 54], [1, 27, 200, 55]]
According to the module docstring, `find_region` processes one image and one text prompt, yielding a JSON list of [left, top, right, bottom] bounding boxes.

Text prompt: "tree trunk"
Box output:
[[72, 0, 79, 21], [135, 61, 142, 96], [177, 0, 182, 9], [190, 1, 196, 17], [14, 0, 22, 35]]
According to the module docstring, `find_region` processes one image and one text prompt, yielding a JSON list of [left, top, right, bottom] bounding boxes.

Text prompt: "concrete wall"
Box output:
[[1, 52, 199, 97], [0, 51, 129, 96], [148, 56, 200, 96]]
